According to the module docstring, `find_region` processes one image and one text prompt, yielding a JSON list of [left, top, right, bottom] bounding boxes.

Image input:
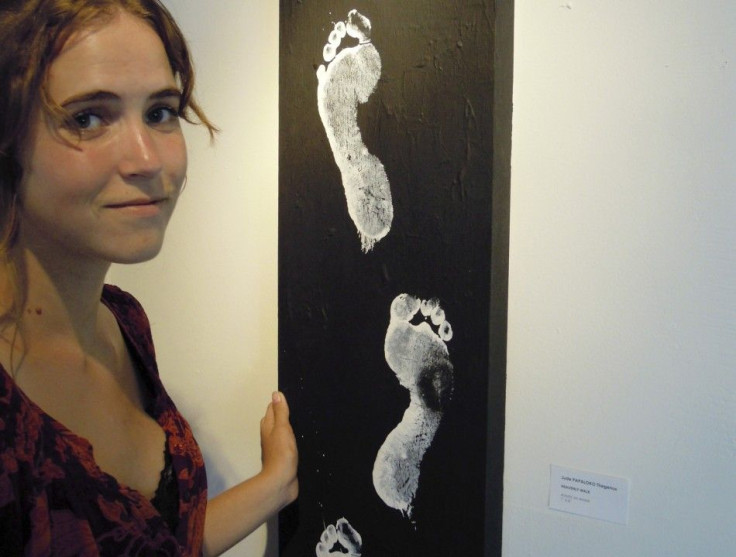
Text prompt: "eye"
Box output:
[[147, 105, 180, 126], [72, 111, 104, 131]]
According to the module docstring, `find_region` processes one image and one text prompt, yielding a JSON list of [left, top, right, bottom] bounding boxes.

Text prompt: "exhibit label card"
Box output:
[[549, 465, 630, 525]]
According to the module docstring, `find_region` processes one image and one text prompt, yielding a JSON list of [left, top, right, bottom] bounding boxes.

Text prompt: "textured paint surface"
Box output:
[[279, 0, 502, 554]]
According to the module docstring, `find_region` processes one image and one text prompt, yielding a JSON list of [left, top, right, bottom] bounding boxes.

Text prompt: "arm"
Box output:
[[202, 392, 299, 557]]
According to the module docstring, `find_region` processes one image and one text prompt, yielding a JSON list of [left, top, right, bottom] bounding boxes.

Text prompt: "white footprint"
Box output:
[[317, 10, 393, 253], [373, 294, 455, 517], [315, 517, 363, 556]]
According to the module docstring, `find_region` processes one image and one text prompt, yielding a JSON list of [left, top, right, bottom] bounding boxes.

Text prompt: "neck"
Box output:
[[7, 241, 111, 354]]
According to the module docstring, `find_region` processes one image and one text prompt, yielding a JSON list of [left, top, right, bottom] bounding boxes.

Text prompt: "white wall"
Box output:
[[110, 1, 736, 556], [505, 1, 736, 556], [109, 1, 280, 555]]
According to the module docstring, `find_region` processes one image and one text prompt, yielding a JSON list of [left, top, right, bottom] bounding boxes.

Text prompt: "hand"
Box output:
[[202, 392, 299, 555], [259, 391, 299, 509]]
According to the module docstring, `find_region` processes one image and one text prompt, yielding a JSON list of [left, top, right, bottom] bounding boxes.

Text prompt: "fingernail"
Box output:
[[272, 391, 282, 403]]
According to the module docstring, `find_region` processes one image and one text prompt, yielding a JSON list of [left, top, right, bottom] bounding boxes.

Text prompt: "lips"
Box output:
[[105, 197, 167, 209], [103, 197, 170, 218]]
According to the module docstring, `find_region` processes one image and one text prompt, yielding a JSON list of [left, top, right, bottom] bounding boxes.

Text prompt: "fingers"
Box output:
[[260, 402, 274, 435], [261, 391, 291, 433], [270, 391, 290, 424], [258, 390, 299, 503]]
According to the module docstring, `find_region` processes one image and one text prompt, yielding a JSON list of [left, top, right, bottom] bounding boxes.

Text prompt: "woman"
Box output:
[[0, 0, 298, 555]]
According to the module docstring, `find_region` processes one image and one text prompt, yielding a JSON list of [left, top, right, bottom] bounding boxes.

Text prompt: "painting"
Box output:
[[278, 0, 510, 554]]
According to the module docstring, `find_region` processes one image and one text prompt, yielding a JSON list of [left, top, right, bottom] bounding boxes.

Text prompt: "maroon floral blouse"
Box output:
[[0, 285, 207, 556]]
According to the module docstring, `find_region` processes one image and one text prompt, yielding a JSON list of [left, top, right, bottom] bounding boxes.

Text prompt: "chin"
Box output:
[[110, 239, 166, 265]]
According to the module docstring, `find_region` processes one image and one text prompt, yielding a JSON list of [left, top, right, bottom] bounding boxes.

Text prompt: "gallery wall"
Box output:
[[108, 1, 736, 556], [505, 1, 736, 555]]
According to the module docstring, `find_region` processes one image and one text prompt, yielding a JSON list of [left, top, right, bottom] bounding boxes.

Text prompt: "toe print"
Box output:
[[315, 518, 363, 557], [373, 294, 455, 517], [317, 10, 393, 252], [323, 21, 346, 62]]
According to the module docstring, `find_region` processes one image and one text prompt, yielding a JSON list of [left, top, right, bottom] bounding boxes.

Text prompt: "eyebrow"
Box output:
[[60, 87, 182, 107]]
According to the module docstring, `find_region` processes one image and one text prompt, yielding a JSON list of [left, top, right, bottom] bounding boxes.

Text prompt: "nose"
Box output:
[[117, 119, 164, 179]]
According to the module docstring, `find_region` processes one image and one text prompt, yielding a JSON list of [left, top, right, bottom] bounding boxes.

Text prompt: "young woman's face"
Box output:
[[18, 10, 188, 266]]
